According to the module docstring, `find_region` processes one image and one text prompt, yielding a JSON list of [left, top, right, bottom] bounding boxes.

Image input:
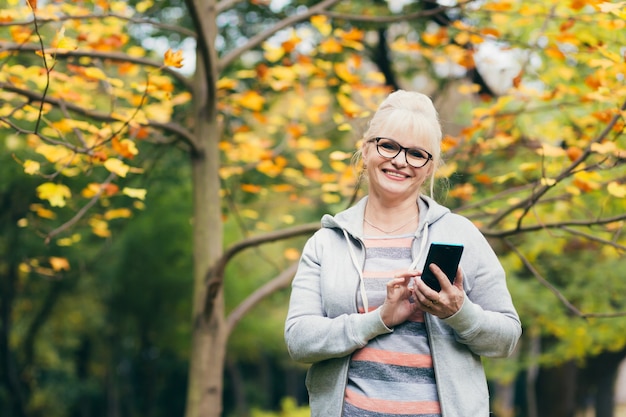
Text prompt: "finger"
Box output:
[[394, 270, 420, 279]]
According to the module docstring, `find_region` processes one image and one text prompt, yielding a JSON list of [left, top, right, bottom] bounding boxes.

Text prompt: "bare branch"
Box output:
[[0, 12, 196, 39], [0, 41, 193, 90], [218, 0, 343, 71], [504, 239, 626, 319], [0, 82, 197, 152], [44, 172, 116, 244], [504, 239, 584, 317], [482, 213, 626, 239], [209, 222, 319, 282], [217, 0, 245, 13], [322, 0, 472, 23], [226, 262, 298, 335]]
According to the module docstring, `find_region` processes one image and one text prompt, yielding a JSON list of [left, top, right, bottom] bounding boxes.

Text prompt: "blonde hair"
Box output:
[[355, 90, 444, 198]]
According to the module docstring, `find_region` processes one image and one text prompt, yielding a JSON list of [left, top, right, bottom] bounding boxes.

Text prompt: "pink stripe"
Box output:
[[345, 389, 441, 414], [352, 347, 433, 367]]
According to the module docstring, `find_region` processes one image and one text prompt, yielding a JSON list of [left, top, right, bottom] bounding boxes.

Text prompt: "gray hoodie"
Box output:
[[284, 195, 521, 417]]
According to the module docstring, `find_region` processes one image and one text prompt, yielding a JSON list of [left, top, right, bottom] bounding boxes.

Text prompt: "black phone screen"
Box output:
[[421, 243, 464, 292]]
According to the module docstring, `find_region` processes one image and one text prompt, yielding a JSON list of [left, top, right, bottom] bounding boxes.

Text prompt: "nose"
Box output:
[[391, 150, 408, 167]]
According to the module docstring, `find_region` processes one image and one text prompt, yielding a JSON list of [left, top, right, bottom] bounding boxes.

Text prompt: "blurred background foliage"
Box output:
[[1, 0, 626, 416]]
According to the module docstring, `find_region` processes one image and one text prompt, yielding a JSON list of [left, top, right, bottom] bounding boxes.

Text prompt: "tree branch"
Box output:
[[226, 262, 298, 335], [0, 82, 197, 152], [0, 12, 197, 38], [0, 42, 193, 90], [504, 239, 626, 319], [482, 213, 626, 240], [218, 0, 343, 71], [488, 97, 626, 229]]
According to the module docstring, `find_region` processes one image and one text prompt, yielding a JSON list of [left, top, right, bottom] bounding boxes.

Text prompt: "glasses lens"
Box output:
[[406, 148, 430, 167], [376, 138, 401, 158]]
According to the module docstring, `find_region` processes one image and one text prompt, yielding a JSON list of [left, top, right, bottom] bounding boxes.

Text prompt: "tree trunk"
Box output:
[[185, 1, 223, 416]]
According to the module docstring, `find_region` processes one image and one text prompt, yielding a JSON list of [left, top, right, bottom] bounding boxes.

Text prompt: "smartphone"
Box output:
[[421, 243, 464, 292]]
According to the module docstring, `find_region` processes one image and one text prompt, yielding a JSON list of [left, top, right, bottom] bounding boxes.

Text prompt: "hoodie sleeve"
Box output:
[[284, 230, 392, 364], [440, 218, 522, 358]]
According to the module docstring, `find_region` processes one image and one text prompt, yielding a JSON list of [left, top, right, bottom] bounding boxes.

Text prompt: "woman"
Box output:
[[284, 90, 521, 417]]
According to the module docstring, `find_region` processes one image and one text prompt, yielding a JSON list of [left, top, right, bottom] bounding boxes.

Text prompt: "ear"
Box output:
[[361, 140, 371, 162]]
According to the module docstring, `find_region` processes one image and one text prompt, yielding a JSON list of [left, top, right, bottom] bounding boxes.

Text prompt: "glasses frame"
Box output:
[[372, 137, 433, 168]]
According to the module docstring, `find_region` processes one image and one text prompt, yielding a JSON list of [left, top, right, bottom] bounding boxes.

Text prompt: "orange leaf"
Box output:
[[566, 146, 583, 162], [26, 0, 37, 10], [49, 257, 70, 272], [241, 184, 262, 193], [164, 49, 184, 68], [319, 38, 343, 54]]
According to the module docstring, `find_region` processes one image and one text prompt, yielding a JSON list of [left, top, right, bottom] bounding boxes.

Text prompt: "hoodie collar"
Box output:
[[321, 194, 450, 238]]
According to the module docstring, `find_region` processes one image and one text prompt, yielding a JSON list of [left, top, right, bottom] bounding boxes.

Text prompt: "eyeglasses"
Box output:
[[372, 137, 433, 168]]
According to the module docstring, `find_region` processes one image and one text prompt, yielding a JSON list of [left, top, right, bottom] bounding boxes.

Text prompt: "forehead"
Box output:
[[379, 127, 431, 149]]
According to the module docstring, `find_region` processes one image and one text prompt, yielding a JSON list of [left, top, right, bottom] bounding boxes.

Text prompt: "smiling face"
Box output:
[[359, 90, 443, 202], [362, 128, 435, 201]]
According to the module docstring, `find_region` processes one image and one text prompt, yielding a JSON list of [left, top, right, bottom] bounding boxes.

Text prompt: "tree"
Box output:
[[1, 1, 625, 416]]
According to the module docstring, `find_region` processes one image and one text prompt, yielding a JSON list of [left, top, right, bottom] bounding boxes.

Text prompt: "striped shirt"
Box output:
[[343, 234, 441, 417]]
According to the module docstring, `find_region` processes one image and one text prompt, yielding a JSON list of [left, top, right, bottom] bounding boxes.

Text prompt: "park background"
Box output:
[[1, 0, 626, 416]]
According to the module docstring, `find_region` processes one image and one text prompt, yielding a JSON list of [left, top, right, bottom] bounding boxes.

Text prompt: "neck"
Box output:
[[365, 196, 419, 222], [363, 197, 419, 235]]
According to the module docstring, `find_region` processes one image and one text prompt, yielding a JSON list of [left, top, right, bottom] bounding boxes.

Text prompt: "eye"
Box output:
[[408, 149, 429, 160], [379, 140, 399, 151]]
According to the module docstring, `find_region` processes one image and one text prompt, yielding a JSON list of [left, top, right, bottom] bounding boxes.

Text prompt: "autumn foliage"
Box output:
[[1, 0, 626, 416]]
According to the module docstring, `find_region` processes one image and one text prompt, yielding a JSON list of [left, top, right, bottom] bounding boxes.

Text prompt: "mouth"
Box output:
[[382, 168, 410, 179]]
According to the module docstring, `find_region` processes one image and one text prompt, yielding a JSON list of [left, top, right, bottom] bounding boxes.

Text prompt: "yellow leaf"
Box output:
[[241, 209, 259, 219], [458, 83, 481, 95], [591, 141, 617, 154], [57, 234, 81, 247], [322, 193, 340, 204], [52, 27, 77, 51], [538, 143, 566, 157], [319, 38, 343, 54], [334, 62, 360, 83], [104, 158, 130, 177], [217, 78, 238, 90], [49, 257, 70, 272], [263, 42, 285, 62], [122, 187, 147, 200], [336, 94, 364, 117], [608, 181, 626, 198], [311, 15, 331, 36], [23, 160, 40, 175], [89, 217, 111, 238], [35, 143, 73, 164], [164, 49, 184, 68], [136, 0, 153, 13], [237, 91, 265, 111], [296, 151, 322, 169], [284, 247, 300, 260], [599, 2, 626, 14], [84, 67, 108, 80], [104, 208, 132, 220], [36, 183, 71, 207]]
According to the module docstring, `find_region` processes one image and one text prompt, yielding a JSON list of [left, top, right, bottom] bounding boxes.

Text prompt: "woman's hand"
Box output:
[[414, 264, 465, 319], [379, 272, 421, 328]]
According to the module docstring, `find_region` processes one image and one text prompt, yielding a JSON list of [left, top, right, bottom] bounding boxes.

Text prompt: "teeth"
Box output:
[[386, 171, 406, 178]]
